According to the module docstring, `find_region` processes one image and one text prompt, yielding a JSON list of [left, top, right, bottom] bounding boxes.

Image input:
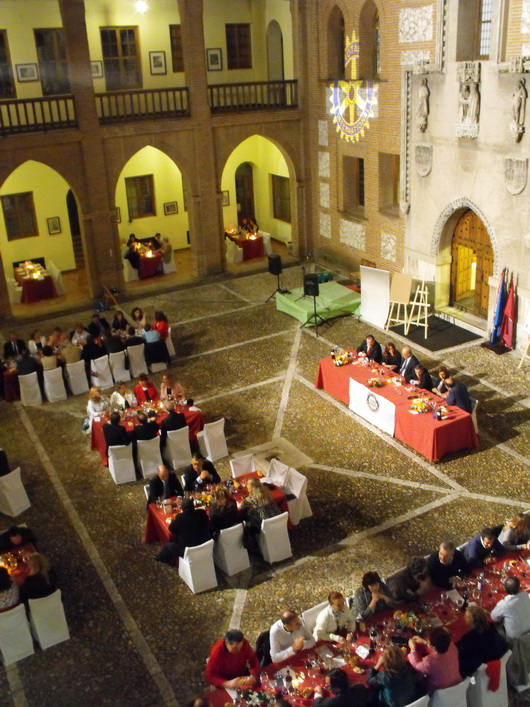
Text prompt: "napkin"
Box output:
[[446, 589, 464, 605], [355, 645, 370, 659]]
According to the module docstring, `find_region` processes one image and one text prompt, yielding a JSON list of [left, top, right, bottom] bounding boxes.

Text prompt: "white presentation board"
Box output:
[[360, 266, 390, 329], [349, 378, 396, 436]]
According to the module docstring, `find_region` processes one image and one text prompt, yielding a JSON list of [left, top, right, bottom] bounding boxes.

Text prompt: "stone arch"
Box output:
[[327, 4, 346, 79], [358, 0, 380, 79]]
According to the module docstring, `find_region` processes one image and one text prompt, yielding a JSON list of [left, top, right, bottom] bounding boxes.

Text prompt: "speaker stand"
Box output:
[[265, 273, 290, 303], [301, 295, 329, 337]]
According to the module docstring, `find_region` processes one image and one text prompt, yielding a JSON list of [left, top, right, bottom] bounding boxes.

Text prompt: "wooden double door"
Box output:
[[450, 209, 493, 318]]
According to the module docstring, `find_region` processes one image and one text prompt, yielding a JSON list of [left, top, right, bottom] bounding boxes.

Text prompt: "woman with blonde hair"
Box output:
[[241, 478, 280, 533], [22, 553, 58, 602], [498, 512, 530, 550], [367, 644, 423, 706], [159, 373, 185, 402], [86, 386, 109, 430], [456, 605, 507, 677]]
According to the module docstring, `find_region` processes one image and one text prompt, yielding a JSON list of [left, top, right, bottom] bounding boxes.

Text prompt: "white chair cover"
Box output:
[[470, 397, 479, 433], [43, 367, 67, 403], [0, 467, 31, 517], [109, 351, 131, 383], [259, 511, 292, 564], [225, 239, 243, 263], [136, 437, 162, 478], [178, 539, 217, 593], [149, 361, 167, 373], [108, 444, 136, 485], [230, 453, 256, 479], [162, 259, 177, 274], [213, 523, 250, 576], [164, 427, 191, 470], [66, 360, 89, 396], [144, 484, 149, 501], [258, 230, 273, 255], [197, 418, 228, 462], [468, 650, 512, 707], [46, 260, 66, 295], [127, 344, 148, 378], [6, 277, 23, 304], [285, 468, 313, 526], [123, 258, 139, 282], [262, 458, 290, 490], [430, 677, 470, 707], [301, 600, 328, 636], [403, 697, 429, 707], [166, 327, 176, 359], [19, 371, 42, 406], [91, 355, 113, 389], [0, 604, 35, 664], [29, 589, 70, 650]]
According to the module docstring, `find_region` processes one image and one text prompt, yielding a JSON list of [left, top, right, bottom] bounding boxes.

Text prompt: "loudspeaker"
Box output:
[[304, 273, 319, 297], [268, 254, 282, 276]]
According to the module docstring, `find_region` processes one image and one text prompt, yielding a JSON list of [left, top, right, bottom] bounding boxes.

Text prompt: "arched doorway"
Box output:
[[267, 20, 284, 81], [450, 209, 493, 318], [235, 162, 255, 224]]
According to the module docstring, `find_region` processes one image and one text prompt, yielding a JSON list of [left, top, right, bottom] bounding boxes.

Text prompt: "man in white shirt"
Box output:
[[491, 576, 530, 642], [313, 591, 356, 644], [269, 610, 315, 663]]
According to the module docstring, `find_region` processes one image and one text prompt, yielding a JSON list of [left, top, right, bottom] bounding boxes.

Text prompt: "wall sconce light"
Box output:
[[135, 1, 148, 14]]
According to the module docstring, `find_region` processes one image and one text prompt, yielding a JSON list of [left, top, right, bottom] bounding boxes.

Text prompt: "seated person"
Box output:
[[111, 310, 129, 332], [154, 497, 211, 563], [41, 345, 58, 371], [498, 513, 530, 550], [183, 452, 220, 492], [16, 349, 39, 375], [0, 567, 19, 612], [133, 411, 158, 441], [130, 307, 146, 330], [186, 398, 201, 412], [142, 326, 170, 366], [87, 313, 111, 340], [133, 373, 159, 403], [356, 334, 383, 363], [142, 323, 161, 344], [103, 332, 126, 354], [146, 464, 183, 508], [0, 524, 37, 553], [160, 402, 187, 448], [47, 327, 63, 350], [269, 610, 315, 663], [490, 576, 530, 642], [431, 365, 450, 396], [315, 667, 369, 706], [387, 556, 430, 602], [313, 591, 356, 643], [159, 373, 185, 403], [70, 322, 89, 347], [439, 377, 473, 413], [398, 347, 419, 382], [21, 553, 58, 602], [27, 329, 46, 356], [124, 244, 140, 269], [407, 627, 461, 695], [82, 335, 108, 384], [0, 447, 9, 477], [3, 332, 25, 359], [152, 311, 169, 341], [125, 326, 145, 348], [367, 645, 423, 707], [209, 486, 239, 535], [240, 478, 281, 539], [86, 386, 109, 427], [456, 606, 508, 677], [463, 527, 505, 569], [427, 540, 469, 589], [102, 411, 131, 454], [109, 382, 137, 411], [354, 571, 394, 620], [127, 233, 138, 248], [382, 342, 402, 371], [151, 232, 162, 250], [61, 336, 82, 364], [410, 364, 433, 392], [205, 629, 260, 689]]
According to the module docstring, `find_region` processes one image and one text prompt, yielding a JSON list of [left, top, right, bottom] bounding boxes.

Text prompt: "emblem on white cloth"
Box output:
[[366, 393, 380, 412]]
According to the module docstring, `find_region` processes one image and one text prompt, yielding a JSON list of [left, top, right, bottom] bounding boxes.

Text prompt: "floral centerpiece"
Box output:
[[332, 350, 353, 367], [410, 398, 428, 413], [241, 689, 276, 706], [367, 377, 383, 388]]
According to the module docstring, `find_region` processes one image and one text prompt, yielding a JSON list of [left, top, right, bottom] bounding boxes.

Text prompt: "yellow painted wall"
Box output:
[[221, 135, 292, 243], [0, 160, 75, 277], [115, 146, 189, 250]]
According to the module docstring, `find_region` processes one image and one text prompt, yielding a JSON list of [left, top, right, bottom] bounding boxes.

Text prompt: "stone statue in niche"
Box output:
[[416, 78, 430, 132], [455, 61, 481, 139], [510, 79, 527, 143], [467, 83, 480, 124]]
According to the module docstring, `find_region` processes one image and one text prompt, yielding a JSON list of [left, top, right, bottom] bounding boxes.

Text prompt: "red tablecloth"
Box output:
[[0, 544, 36, 589], [144, 472, 289, 543], [2, 369, 20, 402], [14, 270, 57, 304], [316, 355, 478, 462], [138, 251, 162, 279], [90, 405, 204, 466], [230, 235, 264, 260]]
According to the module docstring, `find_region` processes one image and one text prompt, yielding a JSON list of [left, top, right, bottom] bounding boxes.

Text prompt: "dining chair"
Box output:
[[429, 677, 470, 707], [197, 418, 228, 462], [136, 437, 163, 478], [0, 604, 35, 665], [127, 344, 148, 378], [213, 523, 250, 576], [29, 589, 70, 650], [259, 512, 292, 564], [166, 327, 176, 359], [301, 600, 328, 636], [284, 468, 313, 526], [43, 367, 67, 403], [0, 467, 31, 517], [19, 371, 42, 406], [108, 445, 136, 485], [261, 458, 290, 490], [66, 360, 89, 396], [164, 427, 191, 471], [90, 355, 113, 389], [109, 351, 131, 384], [230, 453, 256, 479], [179, 539, 217, 593], [467, 650, 512, 707]]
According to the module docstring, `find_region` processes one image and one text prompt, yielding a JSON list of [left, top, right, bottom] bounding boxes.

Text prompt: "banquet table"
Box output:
[[0, 544, 35, 589], [229, 234, 264, 260], [90, 405, 204, 466], [144, 471, 289, 543], [138, 251, 162, 279], [315, 354, 478, 462], [14, 267, 57, 304], [2, 368, 20, 402]]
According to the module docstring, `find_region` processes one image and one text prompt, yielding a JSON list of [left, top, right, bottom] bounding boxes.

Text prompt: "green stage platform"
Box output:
[[275, 281, 361, 326]]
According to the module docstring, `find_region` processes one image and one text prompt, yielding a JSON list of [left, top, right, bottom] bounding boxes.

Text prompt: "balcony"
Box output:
[[95, 87, 190, 124], [0, 95, 76, 137], [209, 80, 298, 113]]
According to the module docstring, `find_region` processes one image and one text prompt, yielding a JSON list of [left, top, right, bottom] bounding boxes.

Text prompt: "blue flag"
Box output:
[[490, 268, 506, 345]]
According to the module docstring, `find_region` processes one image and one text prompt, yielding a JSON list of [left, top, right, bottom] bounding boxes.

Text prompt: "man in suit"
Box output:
[[133, 411, 159, 441], [160, 401, 187, 449], [102, 411, 131, 455], [154, 497, 211, 562], [356, 334, 383, 364], [314, 668, 369, 706], [16, 349, 39, 375], [146, 464, 183, 508], [87, 313, 111, 339], [183, 452, 221, 492], [103, 332, 125, 354], [410, 364, 433, 392], [398, 346, 419, 382], [441, 378, 473, 413], [3, 332, 25, 359]]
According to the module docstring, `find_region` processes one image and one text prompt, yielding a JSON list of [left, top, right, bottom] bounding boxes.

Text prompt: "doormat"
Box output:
[[389, 315, 481, 352], [480, 341, 511, 355]]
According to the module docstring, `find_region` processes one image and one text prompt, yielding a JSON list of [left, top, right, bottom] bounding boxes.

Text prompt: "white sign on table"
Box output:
[[348, 377, 396, 436]]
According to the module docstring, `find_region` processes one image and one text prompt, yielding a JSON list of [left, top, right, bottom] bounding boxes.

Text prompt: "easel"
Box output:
[[102, 285, 120, 310], [518, 335, 530, 369], [405, 280, 430, 338], [385, 273, 412, 331]]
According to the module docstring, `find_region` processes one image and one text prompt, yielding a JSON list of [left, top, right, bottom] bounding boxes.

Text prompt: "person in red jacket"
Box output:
[[152, 310, 169, 340], [133, 373, 159, 403], [205, 629, 260, 689]]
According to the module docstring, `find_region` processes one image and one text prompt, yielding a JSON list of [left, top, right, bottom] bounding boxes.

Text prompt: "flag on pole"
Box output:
[[500, 275, 516, 349], [490, 268, 506, 345]]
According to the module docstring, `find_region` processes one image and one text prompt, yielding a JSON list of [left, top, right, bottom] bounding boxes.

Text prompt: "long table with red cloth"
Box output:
[[206, 550, 530, 705], [144, 471, 289, 543], [138, 251, 162, 279], [228, 234, 264, 260], [2, 368, 20, 402], [14, 270, 57, 304], [90, 405, 204, 466], [0, 544, 36, 590], [316, 354, 478, 462]]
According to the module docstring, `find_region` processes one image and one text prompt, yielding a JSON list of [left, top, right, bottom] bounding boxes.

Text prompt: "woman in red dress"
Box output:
[[152, 311, 169, 340]]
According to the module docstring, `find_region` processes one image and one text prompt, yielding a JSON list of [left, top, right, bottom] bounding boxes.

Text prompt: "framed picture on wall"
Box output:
[[47, 217, 61, 235], [16, 63, 39, 82], [149, 51, 167, 75], [91, 61, 103, 78], [164, 201, 178, 215], [206, 48, 222, 72], [116, 207, 121, 224], [222, 190, 230, 206]]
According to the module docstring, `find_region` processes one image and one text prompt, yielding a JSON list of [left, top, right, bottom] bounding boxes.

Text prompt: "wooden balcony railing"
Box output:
[[95, 87, 190, 124], [0, 95, 76, 136], [208, 80, 298, 113]]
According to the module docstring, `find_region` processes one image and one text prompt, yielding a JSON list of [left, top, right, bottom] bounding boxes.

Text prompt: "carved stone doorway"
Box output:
[[450, 209, 493, 318]]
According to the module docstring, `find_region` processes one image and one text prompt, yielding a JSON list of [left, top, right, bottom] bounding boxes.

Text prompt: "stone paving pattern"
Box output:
[[0, 265, 529, 706]]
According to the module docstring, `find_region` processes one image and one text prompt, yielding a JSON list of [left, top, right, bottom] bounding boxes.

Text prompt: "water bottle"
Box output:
[[477, 572, 485, 593], [274, 670, 284, 689]]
